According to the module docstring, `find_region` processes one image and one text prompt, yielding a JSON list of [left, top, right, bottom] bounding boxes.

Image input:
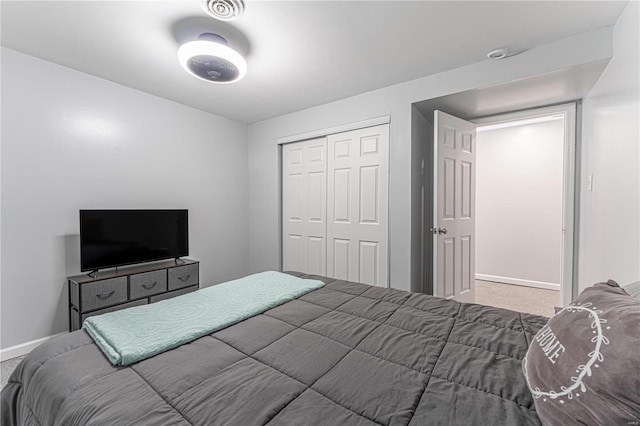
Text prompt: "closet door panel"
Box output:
[[332, 238, 351, 281], [333, 168, 351, 223], [282, 138, 327, 275], [327, 124, 389, 287]]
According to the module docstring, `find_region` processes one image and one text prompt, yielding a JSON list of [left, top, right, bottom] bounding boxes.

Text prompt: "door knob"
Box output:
[[429, 227, 448, 235]]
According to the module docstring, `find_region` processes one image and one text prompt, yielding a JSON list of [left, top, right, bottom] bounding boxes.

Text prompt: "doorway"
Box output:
[[475, 115, 565, 294], [473, 104, 576, 310], [423, 103, 576, 312]]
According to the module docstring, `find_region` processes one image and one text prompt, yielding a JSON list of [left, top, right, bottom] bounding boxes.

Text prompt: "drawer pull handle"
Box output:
[[178, 274, 191, 282], [142, 282, 158, 290], [96, 291, 115, 300]]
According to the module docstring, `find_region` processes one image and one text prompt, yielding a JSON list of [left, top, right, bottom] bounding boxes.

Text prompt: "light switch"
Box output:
[[587, 174, 593, 191]]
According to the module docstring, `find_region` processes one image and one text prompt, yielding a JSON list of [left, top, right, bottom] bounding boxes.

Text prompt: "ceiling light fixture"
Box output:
[[201, 0, 245, 21], [178, 33, 247, 84]]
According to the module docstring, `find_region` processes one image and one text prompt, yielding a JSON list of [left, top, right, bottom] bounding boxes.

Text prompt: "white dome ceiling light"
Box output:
[[178, 33, 247, 84], [201, 0, 245, 21]]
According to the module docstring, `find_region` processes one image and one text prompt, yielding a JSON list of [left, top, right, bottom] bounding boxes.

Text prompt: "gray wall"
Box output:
[[580, 2, 640, 291], [247, 29, 613, 292], [410, 106, 432, 293], [0, 48, 250, 349]]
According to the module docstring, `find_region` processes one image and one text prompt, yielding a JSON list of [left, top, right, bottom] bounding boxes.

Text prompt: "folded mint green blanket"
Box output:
[[83, 271, 324, 366]]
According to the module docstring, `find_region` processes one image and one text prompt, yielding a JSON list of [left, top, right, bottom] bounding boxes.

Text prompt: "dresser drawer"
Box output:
[[149, 285, 198, 303], [130, 270, 167, 299], [168, 264, 199, 290], [80, 277, 128, 312], [70, 291, 149, 331]]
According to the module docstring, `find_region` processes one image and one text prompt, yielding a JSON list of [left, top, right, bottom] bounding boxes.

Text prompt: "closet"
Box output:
[[282, 124, 389, 287]]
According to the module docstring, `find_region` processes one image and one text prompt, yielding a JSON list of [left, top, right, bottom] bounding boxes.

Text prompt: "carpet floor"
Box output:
[[474, 279, 559, 317]]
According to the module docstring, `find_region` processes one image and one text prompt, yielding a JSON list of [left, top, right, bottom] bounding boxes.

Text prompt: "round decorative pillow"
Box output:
[[523, 280, 640, 425]]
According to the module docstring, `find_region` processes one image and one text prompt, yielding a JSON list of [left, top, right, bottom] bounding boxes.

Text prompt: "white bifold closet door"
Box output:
[[282, 124, 389, 287], [327, 125, 389, 287], [282, 138, 328, 276]]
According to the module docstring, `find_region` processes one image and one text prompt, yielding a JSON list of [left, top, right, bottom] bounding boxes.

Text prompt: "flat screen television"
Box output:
[[80, 209, 189, 272]]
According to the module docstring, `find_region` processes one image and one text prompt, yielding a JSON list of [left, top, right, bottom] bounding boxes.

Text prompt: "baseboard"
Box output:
[[0, 331, 67, 361], [475, 274, 560, 291]]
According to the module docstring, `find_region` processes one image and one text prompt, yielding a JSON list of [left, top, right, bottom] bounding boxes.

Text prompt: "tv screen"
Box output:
[[80, 210, 189, 271]]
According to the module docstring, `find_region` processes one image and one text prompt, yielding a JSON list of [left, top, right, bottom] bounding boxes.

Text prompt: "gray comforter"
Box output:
[[2, 273, 547, 425]]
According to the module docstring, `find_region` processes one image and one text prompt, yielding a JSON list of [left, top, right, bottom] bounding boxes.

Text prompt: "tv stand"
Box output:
[[68, 259, 199, 331]]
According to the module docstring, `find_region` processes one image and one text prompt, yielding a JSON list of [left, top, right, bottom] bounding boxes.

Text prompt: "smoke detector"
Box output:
[[201, 0, 245, 21], [178, 33, 247, 84], [486, 48, 509, 60]]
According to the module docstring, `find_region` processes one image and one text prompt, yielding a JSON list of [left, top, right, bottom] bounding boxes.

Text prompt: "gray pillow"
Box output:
[[523, 280, 640, 425], [623, 281, 640, 299]]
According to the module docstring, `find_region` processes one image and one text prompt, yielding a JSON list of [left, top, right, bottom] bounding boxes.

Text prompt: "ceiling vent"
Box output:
[[178, 33, 247, 84], [201, 0, 245, 21]]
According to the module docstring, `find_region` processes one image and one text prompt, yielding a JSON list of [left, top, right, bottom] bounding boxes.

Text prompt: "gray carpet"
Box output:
[[1, 355, 25, 390], [475, 279, 559, 317]]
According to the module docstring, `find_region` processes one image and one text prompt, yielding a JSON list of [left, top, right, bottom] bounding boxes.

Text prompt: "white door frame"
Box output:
[[473, 103, 576, 307]]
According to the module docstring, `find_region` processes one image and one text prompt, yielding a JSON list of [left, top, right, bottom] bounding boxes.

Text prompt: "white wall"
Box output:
[[580, 2, 640, 292], [0, 48, 250, 350], [476, 119, 564, 288], [247, 29, 613, 292]]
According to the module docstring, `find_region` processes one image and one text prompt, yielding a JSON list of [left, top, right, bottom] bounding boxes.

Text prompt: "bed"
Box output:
[[2, 272, 548, 425]]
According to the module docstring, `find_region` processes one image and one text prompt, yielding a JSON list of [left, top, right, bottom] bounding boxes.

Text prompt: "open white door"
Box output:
[[433, 111, 477, 302]]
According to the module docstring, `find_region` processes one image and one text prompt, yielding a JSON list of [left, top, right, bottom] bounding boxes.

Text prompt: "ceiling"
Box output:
[[1, 1, 628, 125], [414, 59, 610, 121]]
